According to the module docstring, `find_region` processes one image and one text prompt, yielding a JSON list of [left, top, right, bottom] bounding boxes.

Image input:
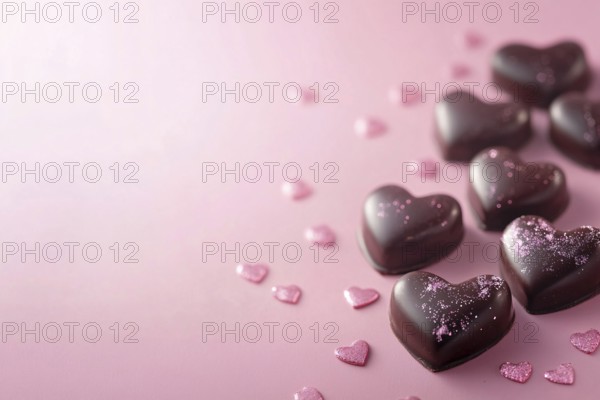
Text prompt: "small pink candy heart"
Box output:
[[334, 339, 369, 366], [544, 363, 575, 385], [272, 285, 302, 304], [499, 361, 533, 383], [294, 386, 323, 400], [299, 87, 317, 105], [389, 85, 420, 106], [570, 329, 600, 354], [416, 159, 439, 180], [445, 63, 471, 79], [343, 287, 380, 309], [354, 117, 387, 139], [305, 225, 336, 246], [455, 31, 484, 49], [236, 263, 268, 284], [282, 180, 312, 201]]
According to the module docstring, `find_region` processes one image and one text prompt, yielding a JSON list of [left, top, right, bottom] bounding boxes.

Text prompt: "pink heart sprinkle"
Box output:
[[282, 180, 312, 201], [235, 263, 268, 284], [445, 63, 471, 79], [544, 363, 575, 385], [305, 225, 336, 246], [343, 287, 380, 309], [499, 361, 533, 383], [300, 87, 317, 105], [455, 31, 484, 49], [354, 117, 387, 139], [335, 339, 369, 366], [294, 386, 323, 400], [389, 85, 420, 106], [272, 285, 302, 304], [417, 159, 439, 180], [570, 329, 600, 354]]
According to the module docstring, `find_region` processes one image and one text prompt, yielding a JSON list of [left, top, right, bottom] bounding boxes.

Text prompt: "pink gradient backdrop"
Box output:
[[1, 0, 599, 398]]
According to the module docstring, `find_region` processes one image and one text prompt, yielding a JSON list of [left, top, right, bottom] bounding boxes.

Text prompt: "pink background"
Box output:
[[1, 0, 600, 398]]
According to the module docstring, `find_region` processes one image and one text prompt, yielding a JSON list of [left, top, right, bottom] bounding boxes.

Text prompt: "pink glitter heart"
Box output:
[[334, 339, 369, 366], [389, 85, 420, 106], [455, 31, 484, 49], [343, 287, 380, 309], [282, 180, 312, 201], [544, 363, 575, 385], [305, 225, 336, 246], [294, 386, 323, 400], [499, 361, 533, 383], [570, 329, 600, 354], [354, 117, 387, 139], [272, 285, 302, 304], [300, 87, 317, 105], [445, 63, 471, 79], [236, 263, 268, 284], [417, 159, 439, 180]]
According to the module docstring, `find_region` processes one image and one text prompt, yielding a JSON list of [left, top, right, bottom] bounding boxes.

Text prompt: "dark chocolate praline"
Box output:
[[390, 271, 514, 371], [468, 147, 569, 231], [358, 185, 464, 275], [435, 90, 532, 161], [549, 92, 600, 169], [492, 41, 591, 108], [500, 215, 600, 314]]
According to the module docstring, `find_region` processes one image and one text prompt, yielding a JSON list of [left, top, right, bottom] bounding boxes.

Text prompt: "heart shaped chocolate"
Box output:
[[492, 41, 591, 108], [500, 215, 600, 314], [390, 271, 514, 372], [358, 185, 464, 274], [435, 90, 532, 161], [550, 93, 600, 169], [468, 147, 569, 231]]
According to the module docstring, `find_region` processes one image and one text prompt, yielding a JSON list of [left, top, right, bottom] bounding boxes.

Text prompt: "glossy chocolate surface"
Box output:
[[500, 215, 600, 314], [359, 185, 464, 275], [390, 271, 514, 372], [492, 41, 591, 108], [435, 90, 532, 161], [550, 92, 600, 169], [468, 147, 569, 231]]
